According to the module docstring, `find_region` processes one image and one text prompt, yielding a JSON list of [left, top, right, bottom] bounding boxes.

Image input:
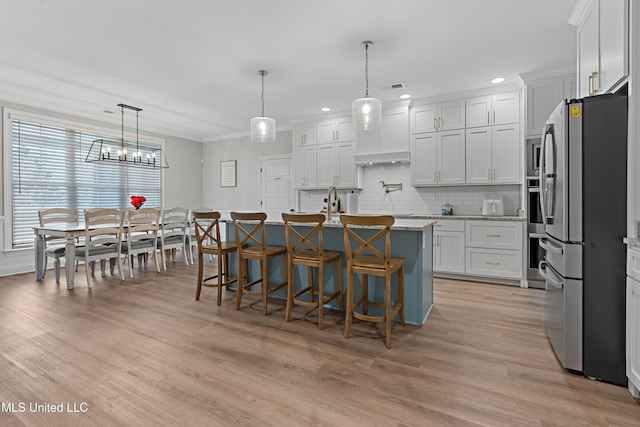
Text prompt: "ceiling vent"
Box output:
[[379, 82, 405, 91]]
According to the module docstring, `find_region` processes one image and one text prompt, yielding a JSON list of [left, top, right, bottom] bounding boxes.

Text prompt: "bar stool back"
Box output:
[[192, 211, 238, 305], [231, 212, 287, 315], [282, 213, 343, 329], [340, 214, 405, 349]]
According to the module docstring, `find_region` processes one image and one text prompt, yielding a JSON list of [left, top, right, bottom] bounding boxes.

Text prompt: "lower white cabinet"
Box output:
[[465, 220, 523, 279], [627, 247, 640, 398], [465, 247, 522, 279], [434, 220, 465, 274]]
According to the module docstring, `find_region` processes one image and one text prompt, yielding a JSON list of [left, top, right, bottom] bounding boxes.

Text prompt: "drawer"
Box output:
[[432, 219, 465, 232], [465, 248, 522, 279], [465, 221, 522, 250], [629, 247, 640, 282]]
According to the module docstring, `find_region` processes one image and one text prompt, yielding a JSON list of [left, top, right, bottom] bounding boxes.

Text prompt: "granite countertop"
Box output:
[[623, 237, 640, 248]]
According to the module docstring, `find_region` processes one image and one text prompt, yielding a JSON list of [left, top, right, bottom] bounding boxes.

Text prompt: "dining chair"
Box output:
[[122, 207, 162, 278], [231, 211, 287, 315], [192, 211, 238, 305], [340, 214, 405, 349], [158, 207, 190, 270], [75, 208, 125, 287], [38, 208, 79, 284], [282, 213, 343, 329]]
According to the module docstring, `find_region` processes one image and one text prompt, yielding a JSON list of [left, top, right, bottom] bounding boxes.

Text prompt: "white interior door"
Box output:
[[258, 155, 294, 215]]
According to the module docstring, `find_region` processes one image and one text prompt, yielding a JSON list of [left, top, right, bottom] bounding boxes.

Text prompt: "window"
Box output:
[[6, 110, 162, 249]]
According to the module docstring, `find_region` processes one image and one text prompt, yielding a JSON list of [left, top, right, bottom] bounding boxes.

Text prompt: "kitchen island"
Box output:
[[222, 215, 435, 326]]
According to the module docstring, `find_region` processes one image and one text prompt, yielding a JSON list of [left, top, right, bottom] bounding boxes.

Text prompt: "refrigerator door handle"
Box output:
[[539, 260, 563, 289], [540, 128, 556, 224], [539, 131, 548, 225], [539, 237, 564, 254]]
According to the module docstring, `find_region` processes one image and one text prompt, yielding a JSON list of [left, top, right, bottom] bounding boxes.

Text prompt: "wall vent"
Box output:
[[379, 82, 405, 91]]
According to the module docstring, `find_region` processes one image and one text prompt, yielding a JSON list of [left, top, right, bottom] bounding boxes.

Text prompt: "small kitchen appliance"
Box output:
[[481, 198, 504, 216], [441, 202, 453, 215]]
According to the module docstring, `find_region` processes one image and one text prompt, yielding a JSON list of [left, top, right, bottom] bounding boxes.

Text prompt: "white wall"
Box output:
[[202, 130, 292, 210], [0, 99, 203, 276], [299, 164, 521, 216]]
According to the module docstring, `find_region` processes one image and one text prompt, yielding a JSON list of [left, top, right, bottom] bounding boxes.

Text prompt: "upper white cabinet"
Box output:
[[293, 145, 317, 189], [292, 122, 316, 147], [465, 124, 520, 185], [317, 116, 355, 144], [317, 141, 361, 188], [355, 106, 410, 159], [575, 0, 628, 97], [466, 92, 519, 128], [411, 130, 465, 186], [410, 100, 465, 133], [524, 74, 575, 137]]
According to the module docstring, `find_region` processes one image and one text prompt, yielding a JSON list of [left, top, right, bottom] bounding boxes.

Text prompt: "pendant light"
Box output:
[[351, 41, 382, 131], [250, 70, 276, 142]]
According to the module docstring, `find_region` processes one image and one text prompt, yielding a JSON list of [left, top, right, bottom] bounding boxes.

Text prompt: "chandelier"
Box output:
[[250, 70, 276, 142], [85, 103, 169, 168], [352, 41, 382, 131]]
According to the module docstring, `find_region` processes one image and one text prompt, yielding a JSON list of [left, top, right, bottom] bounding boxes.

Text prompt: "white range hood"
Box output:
[[353, 150, 411, 166]]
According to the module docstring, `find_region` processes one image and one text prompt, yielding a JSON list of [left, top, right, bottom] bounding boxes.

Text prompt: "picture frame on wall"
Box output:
[[220, 160, 237, 187]]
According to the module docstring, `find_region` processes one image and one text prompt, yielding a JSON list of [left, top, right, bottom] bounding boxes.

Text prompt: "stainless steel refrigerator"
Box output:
[[538, 93, 627, 386]]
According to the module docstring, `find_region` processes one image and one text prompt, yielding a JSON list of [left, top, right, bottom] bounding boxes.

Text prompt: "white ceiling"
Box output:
[[0, 0, 578, 142]]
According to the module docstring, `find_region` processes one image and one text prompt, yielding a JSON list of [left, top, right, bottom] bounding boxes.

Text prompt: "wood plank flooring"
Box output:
[[0, 260, 638, 426]]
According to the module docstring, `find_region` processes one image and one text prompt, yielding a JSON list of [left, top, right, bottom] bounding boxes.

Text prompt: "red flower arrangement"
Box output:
[[130, 195, 146, 210]]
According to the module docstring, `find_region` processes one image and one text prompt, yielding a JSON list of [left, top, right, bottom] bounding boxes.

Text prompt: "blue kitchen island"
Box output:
[[223, 215, 435, 326]]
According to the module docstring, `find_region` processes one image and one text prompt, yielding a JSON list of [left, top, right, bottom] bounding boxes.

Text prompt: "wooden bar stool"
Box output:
[[340, 214, 405, 349], [282, 213, 343, 329], [231, 211, 287, 315], [192, 211, 238, 305]]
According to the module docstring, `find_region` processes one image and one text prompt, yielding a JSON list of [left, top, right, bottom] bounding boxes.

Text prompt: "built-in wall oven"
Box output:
[[526, 137, 545, 288]]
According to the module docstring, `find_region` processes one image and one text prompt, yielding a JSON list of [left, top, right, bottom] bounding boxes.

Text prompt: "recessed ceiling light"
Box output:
[[104, 110, 114, 114], [400, 94, 411, 100], [321, 107, 331, 112], [491, 77, 505, 84]]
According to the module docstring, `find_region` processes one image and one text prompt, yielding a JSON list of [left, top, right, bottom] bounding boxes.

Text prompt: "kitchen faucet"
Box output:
[[327, 186, 338, 220]]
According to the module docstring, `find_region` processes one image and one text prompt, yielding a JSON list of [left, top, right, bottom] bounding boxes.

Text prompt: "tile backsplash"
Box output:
[[298, 164, 522, 215]]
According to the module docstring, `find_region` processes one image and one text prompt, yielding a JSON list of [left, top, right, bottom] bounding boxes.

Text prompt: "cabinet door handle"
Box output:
[[485, 261, 501, 265], [436, 236, 440, 246], [487, 111, 490, 125], [591, 71, 599, 94], [433, 118, 438, 130], [493, 110, 495, 123], [485, 233, 502, 237], [588, 73, 594, 96]]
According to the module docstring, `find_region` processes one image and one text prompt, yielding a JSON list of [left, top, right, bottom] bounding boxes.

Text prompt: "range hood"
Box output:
[[353, 150, 411, 166]]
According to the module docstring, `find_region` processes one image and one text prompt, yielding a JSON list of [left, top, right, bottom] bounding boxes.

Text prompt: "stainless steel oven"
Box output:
[[526, 176, 544, 288]]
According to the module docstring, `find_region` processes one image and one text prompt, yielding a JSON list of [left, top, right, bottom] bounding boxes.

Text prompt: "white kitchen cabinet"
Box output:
[[317, 141, 361, 188], [356, 106, 409, 156], [464, 220, 523, 280], [627, 248, 640, 398], [292, 122, 316, 147], [465, 124, 520, 184], [491, 124, 520, 183], [465, 127, 492, 184], [466, 92, 519, 128], [576, 0, 628, 97], [410, 100, 465, 134], [524, 75, 575, 137], [411, 130, 465, 186], [293, 145, 317, 189], [317, 116, 355, 144], [434, 220, 465, 274]]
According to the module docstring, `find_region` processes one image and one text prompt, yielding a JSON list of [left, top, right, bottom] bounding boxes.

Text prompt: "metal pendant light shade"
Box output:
[[250, 70, 276, 142], [352, 41, 382, 131]]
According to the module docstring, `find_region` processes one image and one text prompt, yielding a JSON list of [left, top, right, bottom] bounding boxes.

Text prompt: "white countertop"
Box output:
[[394, 214, 526, 222]]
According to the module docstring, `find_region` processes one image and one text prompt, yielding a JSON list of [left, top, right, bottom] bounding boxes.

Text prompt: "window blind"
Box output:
[[10, 118, 161, 249]]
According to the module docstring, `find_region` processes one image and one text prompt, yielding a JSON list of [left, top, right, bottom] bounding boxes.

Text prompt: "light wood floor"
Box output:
[[0, 260, 639, 427]]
